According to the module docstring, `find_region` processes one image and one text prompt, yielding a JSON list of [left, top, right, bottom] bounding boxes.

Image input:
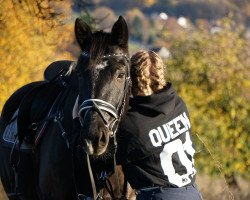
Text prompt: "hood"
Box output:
[[129, 82, 176, 115]]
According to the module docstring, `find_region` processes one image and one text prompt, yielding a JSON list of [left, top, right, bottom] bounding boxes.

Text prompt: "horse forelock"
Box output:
[[89, 31, 110, 67], [88, 31, 128, 68]]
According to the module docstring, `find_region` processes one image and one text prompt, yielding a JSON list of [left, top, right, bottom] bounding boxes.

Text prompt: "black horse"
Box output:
[[0, 16, 131, 200]]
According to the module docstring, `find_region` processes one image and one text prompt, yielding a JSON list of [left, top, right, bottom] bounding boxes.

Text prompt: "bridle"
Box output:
[[75, 51, 131, 200], [78, 99, 118, 134]]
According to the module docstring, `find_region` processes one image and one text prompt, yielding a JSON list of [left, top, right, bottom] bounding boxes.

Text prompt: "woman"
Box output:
[[116, 50, 203, 200]]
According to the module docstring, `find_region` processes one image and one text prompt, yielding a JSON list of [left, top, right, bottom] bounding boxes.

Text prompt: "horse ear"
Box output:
[[111, 16, 128, 48], [75, 18, 92, 50]]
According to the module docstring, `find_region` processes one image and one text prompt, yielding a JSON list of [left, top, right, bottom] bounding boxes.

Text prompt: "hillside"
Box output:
[[88, 0, 250, 26]]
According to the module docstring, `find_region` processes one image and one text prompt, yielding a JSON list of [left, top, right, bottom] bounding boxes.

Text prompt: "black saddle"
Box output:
[[44, 60, 73, 82]]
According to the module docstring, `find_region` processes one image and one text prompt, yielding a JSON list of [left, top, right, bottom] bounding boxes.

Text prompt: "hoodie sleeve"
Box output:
[[116, 120, 131, 165], [116, 115, 141, 165]]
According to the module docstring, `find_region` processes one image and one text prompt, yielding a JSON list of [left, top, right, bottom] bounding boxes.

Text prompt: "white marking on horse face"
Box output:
[[84, 139, 94, 155], [96, 61, 108, 70]]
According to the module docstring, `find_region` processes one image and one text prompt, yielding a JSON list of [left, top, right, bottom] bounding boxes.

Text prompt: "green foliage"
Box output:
[[79, 10, 98, 31], [132, 16, 143, 41], [166, 18, 250, 180]]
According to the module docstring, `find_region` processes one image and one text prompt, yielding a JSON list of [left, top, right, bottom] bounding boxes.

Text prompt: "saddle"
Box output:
[[2, 60, 74, 148], [44, 60, 73, 82]]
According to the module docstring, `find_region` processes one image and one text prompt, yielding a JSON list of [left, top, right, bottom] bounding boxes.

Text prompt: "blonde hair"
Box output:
[[130, 50, 167, 96]]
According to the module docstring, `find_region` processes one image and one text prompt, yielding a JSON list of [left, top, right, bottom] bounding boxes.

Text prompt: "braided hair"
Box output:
[[130, 50, 166, 96]]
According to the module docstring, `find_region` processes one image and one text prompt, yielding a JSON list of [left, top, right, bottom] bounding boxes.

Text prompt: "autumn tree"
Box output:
[[0, 0, 75, 111]]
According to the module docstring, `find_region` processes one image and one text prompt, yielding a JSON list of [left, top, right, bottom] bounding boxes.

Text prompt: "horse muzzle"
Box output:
[[81, 123, 112, 156], [83, 138, 109, 156], [78, 98, 118, 156]]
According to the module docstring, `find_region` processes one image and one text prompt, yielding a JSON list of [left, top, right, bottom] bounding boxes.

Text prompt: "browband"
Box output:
[[81, 51, 129, 59]]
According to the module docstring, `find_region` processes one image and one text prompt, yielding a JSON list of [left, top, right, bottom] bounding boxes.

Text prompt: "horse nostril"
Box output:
[[100, 130, 106, 143], [79, 110, 86, 123]]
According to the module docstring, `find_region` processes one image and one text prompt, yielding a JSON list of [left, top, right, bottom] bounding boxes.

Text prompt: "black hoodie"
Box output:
[[117, 83, 197, 189]]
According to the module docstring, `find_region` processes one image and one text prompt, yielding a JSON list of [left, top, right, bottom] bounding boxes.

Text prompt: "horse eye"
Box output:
[[117, 72, 125, 79]]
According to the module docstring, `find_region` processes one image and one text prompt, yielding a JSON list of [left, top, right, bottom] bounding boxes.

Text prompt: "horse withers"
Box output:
[[0, 16, 131, 200]]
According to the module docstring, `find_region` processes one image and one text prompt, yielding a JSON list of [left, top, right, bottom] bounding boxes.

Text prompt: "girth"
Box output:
[[17, 82, 64, 144]]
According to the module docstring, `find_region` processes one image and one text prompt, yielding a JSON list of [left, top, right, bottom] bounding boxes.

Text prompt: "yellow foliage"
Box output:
[[0, 0, 75, 112]]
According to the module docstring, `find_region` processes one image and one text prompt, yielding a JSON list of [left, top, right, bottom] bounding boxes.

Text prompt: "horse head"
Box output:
[[74, 16, 130, 156]]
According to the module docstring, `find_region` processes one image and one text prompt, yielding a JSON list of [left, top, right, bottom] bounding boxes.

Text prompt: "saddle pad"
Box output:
[[2, 109, 32, 150]]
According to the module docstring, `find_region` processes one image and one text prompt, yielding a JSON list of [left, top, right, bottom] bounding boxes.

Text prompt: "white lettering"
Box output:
[[167, 120, 179, 139], [180, 112, 191, 129], [149, 129, 162, 147], [173, 116, 187, 134], [148, 112, 192, 147], [158, 126, 170, 143]]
